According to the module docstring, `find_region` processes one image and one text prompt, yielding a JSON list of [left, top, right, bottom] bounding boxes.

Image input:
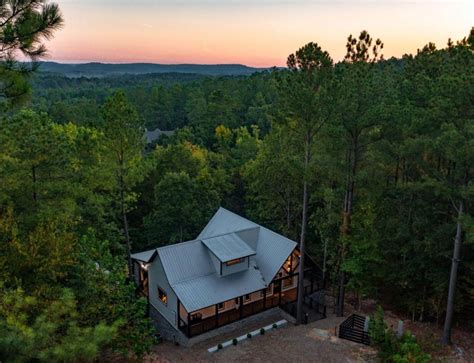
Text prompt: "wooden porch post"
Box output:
[[239, 296, 243, 319], [295, 273, 299, 303], [289, 253, 293, 273], [310, 271, 314, 293], [279, 279, 282, 305], [177, 299, 180, 328], [263, 288, 267, 309], [187, 312, 191, 337], [215, 304, 219, 328]]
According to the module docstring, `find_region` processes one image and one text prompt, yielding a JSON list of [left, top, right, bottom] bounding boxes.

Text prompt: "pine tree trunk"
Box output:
[[337, 139, 357, 317], [32, 165, 37, 202], [296, 134, 310, 325], [122, 197, 133, 279], [442, 200, 464, 345], [119, 156, 133, 280]]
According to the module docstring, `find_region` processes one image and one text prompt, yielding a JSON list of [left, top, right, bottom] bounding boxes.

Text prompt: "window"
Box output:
[[218, 302, 224, 310], [158, 286, 168, 305], [235, 298, 239, 304], [244, 294, 251, 302], [226, 257, 245, 266]]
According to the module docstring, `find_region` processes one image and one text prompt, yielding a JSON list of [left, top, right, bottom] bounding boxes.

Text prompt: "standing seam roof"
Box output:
[[202, 232, 256, 262], [135, 207, 297, 312]]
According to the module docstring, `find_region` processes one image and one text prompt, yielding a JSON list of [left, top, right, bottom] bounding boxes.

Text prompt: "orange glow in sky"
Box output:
[[48, 1, 473, 67]]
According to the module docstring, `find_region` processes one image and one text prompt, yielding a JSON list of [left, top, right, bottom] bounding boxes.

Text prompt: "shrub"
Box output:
[[369, 305, 387, 347], [247, 333, 252, 338], [260, 328, 265, 335], [369, 306, 430, 363], [272, 323, 278, 329], [217, 343, 223, 350], [232, 338, 238, 345], [393, 332, 431, 363]]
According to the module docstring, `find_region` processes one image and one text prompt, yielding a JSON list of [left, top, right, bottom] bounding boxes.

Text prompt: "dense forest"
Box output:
[[0, 1, 472, 361]]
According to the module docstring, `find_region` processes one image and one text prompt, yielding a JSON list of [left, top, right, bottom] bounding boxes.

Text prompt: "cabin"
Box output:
[[132, 207, 324, 344]]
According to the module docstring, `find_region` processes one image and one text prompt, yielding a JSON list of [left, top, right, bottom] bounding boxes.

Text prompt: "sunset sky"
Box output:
[[48, 0, 473, 67]]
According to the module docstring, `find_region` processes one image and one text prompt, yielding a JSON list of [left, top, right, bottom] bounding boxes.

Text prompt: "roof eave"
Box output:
[[220, 252, 257, 263]]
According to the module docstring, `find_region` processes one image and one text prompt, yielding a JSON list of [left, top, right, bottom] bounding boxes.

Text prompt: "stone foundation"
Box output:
[[149, 303, 189, 346]]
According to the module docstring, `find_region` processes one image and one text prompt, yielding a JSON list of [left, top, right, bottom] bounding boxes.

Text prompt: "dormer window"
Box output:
[[226, 257, 245, 266], [201, 231, 256, 276]]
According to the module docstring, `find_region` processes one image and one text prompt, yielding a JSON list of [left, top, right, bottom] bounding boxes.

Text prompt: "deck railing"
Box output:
[[178, 295, 283, 338]]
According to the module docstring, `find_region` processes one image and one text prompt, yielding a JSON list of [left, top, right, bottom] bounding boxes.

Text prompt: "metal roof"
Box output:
[[158, 239, 214, 285], [202, 232, 256, 262], [198, 207, 258, 239], [131, 249, 156, 263], [172, 259, 266, 312], [134, 207, 297, 313], [198, 208, 296, 283], [253, 227, 296, 284]]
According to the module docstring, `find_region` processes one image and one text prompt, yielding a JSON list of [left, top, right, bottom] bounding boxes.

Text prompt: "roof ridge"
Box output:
[[156, 239, 200, 251], [259, 226, 297, 245], [200, 226, 260, 240], [218, 207, 259, 226]]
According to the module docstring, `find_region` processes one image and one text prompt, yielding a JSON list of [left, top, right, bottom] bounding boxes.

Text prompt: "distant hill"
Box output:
[[37, 62, 269, 77]]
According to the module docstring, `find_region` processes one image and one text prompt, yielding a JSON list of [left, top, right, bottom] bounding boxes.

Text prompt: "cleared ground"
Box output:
[[145, 313, 376, 362]]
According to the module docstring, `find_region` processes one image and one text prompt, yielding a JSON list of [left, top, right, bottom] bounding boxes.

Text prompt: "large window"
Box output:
[[158, 286, 168, 305], [226, 257, 245, 266], [218, 302, 225, 310]]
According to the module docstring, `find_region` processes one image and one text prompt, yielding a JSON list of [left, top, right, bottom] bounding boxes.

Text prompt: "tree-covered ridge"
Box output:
[[36, 61, 269, 77]]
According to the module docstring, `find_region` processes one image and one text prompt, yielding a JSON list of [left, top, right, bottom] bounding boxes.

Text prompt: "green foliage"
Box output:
[[232, 338, 238, 345], [145, 170, 219, 243], [244, 29, 473, 330], [260, 328, 265, 335], [141, 142, 223, 246], [369, 307, 431, 363], [0, 0, 63, 107], [71, 232, 156, 357], [0, 287, 117, 363], [0, 206, 77, 298], [393, 334, 431, 363]]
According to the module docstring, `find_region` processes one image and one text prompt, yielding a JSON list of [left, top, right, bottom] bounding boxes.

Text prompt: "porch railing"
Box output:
[[178, 292, 292, 338]]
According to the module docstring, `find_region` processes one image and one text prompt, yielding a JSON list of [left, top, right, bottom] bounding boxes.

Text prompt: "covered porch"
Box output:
[[177, 249, 326, 338], [178, 278, 298, 338]]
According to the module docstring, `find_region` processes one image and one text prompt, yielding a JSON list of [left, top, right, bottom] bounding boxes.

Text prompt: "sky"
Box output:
[[47, 0, 473, 67]]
